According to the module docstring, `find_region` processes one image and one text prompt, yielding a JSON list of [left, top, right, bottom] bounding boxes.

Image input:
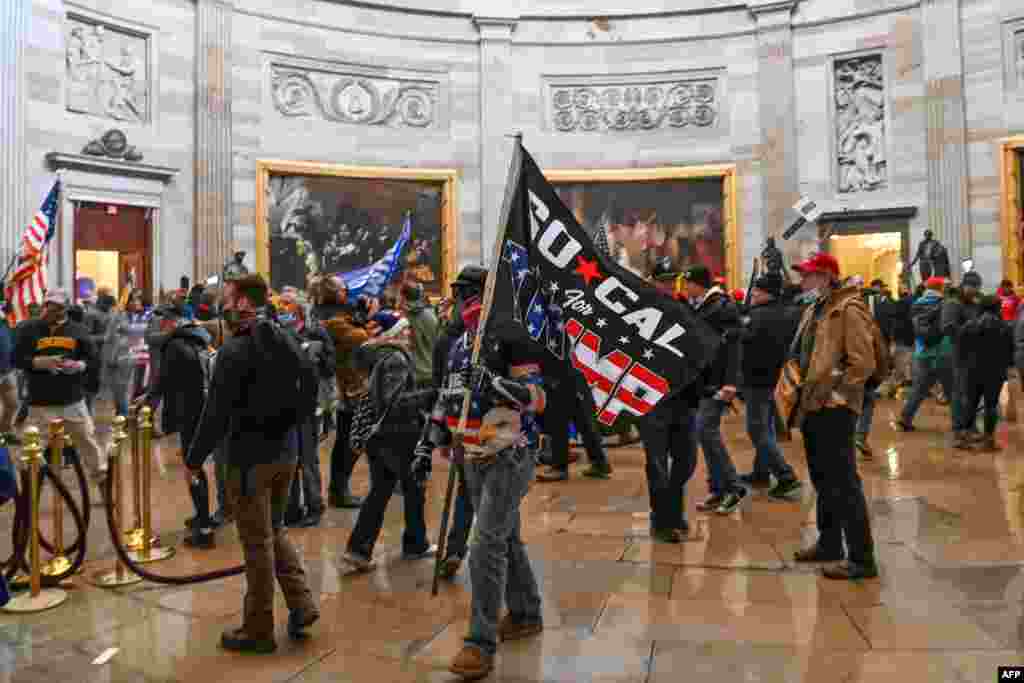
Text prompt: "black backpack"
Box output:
[[912, 304, 944, 348], [252, 322, 319, 437]]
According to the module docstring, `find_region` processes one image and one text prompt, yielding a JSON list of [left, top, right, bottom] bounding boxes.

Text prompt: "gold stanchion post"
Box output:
[[41, 419, 73, 578], [93, 416, 142, 587], [123, 407, 147, 550], [127, 406, 173, 563], [3, 427, 68, 612]]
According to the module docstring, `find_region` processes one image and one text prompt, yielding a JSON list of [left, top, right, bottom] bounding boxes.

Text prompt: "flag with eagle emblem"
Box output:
[[484, 147, 720, 427]]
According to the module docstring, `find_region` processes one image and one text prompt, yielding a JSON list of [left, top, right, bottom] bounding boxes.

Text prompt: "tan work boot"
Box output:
[[499, 614, 543, 642], [449, 645, 494, 680]]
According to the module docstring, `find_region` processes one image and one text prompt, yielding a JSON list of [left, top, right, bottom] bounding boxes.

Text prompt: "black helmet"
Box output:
[[650, 256, 681, 281]]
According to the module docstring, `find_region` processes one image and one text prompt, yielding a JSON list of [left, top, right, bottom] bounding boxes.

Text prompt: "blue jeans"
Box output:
[[638, 405, 697, 531], [901, 356, 954, 427], [464, 448, 541, 656], [856, 388, 877, 440], [445, 466, 474, 560], [744, 386, 795, 481], [697, 397, 740, 496]]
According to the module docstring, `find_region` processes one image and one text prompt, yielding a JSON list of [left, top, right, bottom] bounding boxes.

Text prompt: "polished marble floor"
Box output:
[[4, 394, 1024, 682]]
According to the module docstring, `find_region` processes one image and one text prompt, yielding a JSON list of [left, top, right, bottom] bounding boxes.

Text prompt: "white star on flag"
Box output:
[[509, 251, 520, 262], [619, 336, 630, 344], [533, 304, 543, 314], [596, 318, 607, 328], [516, 270, 528, 281], [549, 282, 559, 293], [643, 349, 654, 360]]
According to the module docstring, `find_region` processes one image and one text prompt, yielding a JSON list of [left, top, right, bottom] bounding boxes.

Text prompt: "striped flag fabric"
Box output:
[[336, 213, 411, 299], [5, 179, 60, 322]]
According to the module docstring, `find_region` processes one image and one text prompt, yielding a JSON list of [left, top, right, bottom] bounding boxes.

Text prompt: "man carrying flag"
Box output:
[[419, 141, 719, 678]]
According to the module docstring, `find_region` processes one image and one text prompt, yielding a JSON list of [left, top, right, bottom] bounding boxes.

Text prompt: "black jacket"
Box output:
[[14, 318, 99, 406], [740, 299, 801, 389], [959, 312, 1013, 377], [694, 287, 742, 395], [880, 295, 915, 347], [148, 324, 212, 448], [185, 320, 303, 469], [433, 318, 464, 390], [941, 295, 982, 360]]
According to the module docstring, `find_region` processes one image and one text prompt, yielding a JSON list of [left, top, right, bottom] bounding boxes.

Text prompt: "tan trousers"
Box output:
[[229, 461, 314, 639], [0, 373, 18, 434], [28, 401, 107, 481]]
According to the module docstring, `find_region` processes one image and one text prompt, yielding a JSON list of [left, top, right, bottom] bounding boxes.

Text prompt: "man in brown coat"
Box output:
[[313, 276, 370, 508], [789, 253, 879, 580]]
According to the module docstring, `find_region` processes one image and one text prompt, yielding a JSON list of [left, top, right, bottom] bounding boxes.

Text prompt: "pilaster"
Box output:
[[474, 14, 518, 265], [749, 0, 802, 261], [195, 0, 233, 280], [922, 0, 970, 279], [0, 0, 29, 263]]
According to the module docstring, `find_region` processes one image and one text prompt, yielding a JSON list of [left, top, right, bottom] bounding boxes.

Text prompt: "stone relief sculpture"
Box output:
[[549, 79, 719, 133], [66, 17, 148, 123], [269, 65, 439, 129], [1017, 30, 1024, 85], [834, 54, 887, 194], [81, 129, 144, 162]]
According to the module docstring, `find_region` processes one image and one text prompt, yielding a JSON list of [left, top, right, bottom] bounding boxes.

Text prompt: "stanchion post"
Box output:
[[123, 406, 146, 550], [41, 419, 73, 578], [93, 416, 142, 587], [127, 406, 172, 563], [2, 427, 68, 612]]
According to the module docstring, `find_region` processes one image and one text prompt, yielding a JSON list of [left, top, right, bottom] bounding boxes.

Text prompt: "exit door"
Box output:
[[73, 203, 151, 302]]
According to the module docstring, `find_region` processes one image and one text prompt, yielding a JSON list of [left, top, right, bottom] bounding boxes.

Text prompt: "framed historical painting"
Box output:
[[255, 160, 458, 298], [545, 165, 739, 286]]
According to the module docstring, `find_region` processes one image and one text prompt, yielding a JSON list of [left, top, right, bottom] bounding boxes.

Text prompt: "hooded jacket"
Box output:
[[910, 291, 953, 361], [959, 310, 1013, 378], [104, 310, 150, 388], [15, 318, 99, 406], [693, 285, 742, 394], [941, 293, 981, 361], [740, 298, 801, 389], [402, 300, 439, 386], [318, 304, 370, 401], [148, 323, 213, 447], [792, 285, 877, 418]]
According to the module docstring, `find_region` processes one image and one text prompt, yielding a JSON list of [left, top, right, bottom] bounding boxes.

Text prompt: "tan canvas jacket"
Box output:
[[794, 285, 877, 418]]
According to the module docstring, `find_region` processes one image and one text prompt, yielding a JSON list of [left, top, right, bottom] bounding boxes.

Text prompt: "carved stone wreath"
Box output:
[[551, 80, 718, 133], [269, 66, 437, 129]]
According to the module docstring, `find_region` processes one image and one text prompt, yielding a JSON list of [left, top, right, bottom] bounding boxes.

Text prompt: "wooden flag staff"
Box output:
[[432, 133, 523, 596]]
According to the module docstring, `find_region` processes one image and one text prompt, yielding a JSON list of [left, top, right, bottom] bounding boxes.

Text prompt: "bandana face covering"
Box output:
[[461, 297, 483, 331]]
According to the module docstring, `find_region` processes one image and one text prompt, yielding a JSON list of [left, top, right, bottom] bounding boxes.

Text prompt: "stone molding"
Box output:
[[1004, 17, 1024, 97], [473, 15, 518, 41], [746, 0, 799, 15], [46, 152, 178, 183], [267, 55, 442, 129], [64, 8, 151, 123], [544, 70, 724, 134]]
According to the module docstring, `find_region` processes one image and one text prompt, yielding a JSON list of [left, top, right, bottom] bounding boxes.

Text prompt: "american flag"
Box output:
[[5, 179, 60, 322]]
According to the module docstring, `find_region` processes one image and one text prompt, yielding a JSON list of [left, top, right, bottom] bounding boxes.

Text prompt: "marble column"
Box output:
[[194, 0, 233, 280], [749, 1, 803, 261], [0, 0, 30, 264], [922, 0, 970, 279], [474, 15, 518, 266]]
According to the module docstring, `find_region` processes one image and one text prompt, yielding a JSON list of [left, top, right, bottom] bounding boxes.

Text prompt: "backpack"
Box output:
[[868, 317, 892, 387], [912, 305, 944, 347], [253, 322, 319, 437]]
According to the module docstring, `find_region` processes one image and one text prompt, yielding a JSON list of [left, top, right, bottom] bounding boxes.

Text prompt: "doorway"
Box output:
[[829, 232, 903, 292], [73, 202, 151, 302]]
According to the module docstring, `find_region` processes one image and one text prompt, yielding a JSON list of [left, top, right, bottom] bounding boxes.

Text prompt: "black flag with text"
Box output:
[[485, 148, 720, 427]]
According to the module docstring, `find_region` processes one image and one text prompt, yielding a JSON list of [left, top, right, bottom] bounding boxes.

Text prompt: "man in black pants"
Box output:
[[535, 363, 611, 482], [789, 253, 878, 580]]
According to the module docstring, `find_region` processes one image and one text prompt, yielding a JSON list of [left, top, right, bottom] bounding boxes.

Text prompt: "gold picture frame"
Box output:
[[543, 164, 741, 287], [255, 159, 459, 296], [1000, 136, 1024, 284]]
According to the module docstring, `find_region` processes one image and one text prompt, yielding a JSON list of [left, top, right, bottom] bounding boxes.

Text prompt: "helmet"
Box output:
[[650, 256, 681, 281]]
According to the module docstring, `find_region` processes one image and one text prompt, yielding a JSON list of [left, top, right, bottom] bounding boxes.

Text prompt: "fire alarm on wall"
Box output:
[[106, 205, 118, 215]]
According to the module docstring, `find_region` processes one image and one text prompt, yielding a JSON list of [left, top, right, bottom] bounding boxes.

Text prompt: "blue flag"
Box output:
[[337, 215, 411, 298]]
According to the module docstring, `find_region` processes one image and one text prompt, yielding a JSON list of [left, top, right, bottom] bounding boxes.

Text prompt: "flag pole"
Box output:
[[460, 132, 523, 426], [431, 135, 521, 596]]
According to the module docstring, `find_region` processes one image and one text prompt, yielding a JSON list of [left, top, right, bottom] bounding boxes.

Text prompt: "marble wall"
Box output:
[[5, 0, 1024, 290]]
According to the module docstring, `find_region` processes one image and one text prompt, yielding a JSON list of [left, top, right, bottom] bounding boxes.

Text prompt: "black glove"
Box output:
[[461, 363, 496, 394], [410, 441, 433, 487]]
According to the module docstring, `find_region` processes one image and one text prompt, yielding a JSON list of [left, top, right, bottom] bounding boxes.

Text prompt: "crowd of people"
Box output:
[[1, 250, 1023, 679]]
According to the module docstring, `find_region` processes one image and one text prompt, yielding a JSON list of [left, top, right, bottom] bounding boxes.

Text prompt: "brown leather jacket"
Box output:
[[322, 312, 370, 400], [794, 285, 877, 418]]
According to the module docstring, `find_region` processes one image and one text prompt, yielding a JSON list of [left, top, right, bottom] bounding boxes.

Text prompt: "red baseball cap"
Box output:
[[792, 253, 840, 279], [925, 276, 946, 291]]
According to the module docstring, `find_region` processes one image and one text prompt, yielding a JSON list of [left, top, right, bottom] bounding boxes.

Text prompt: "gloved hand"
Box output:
[[410, 441, 433, 487], [460, 363, 495, 395]]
